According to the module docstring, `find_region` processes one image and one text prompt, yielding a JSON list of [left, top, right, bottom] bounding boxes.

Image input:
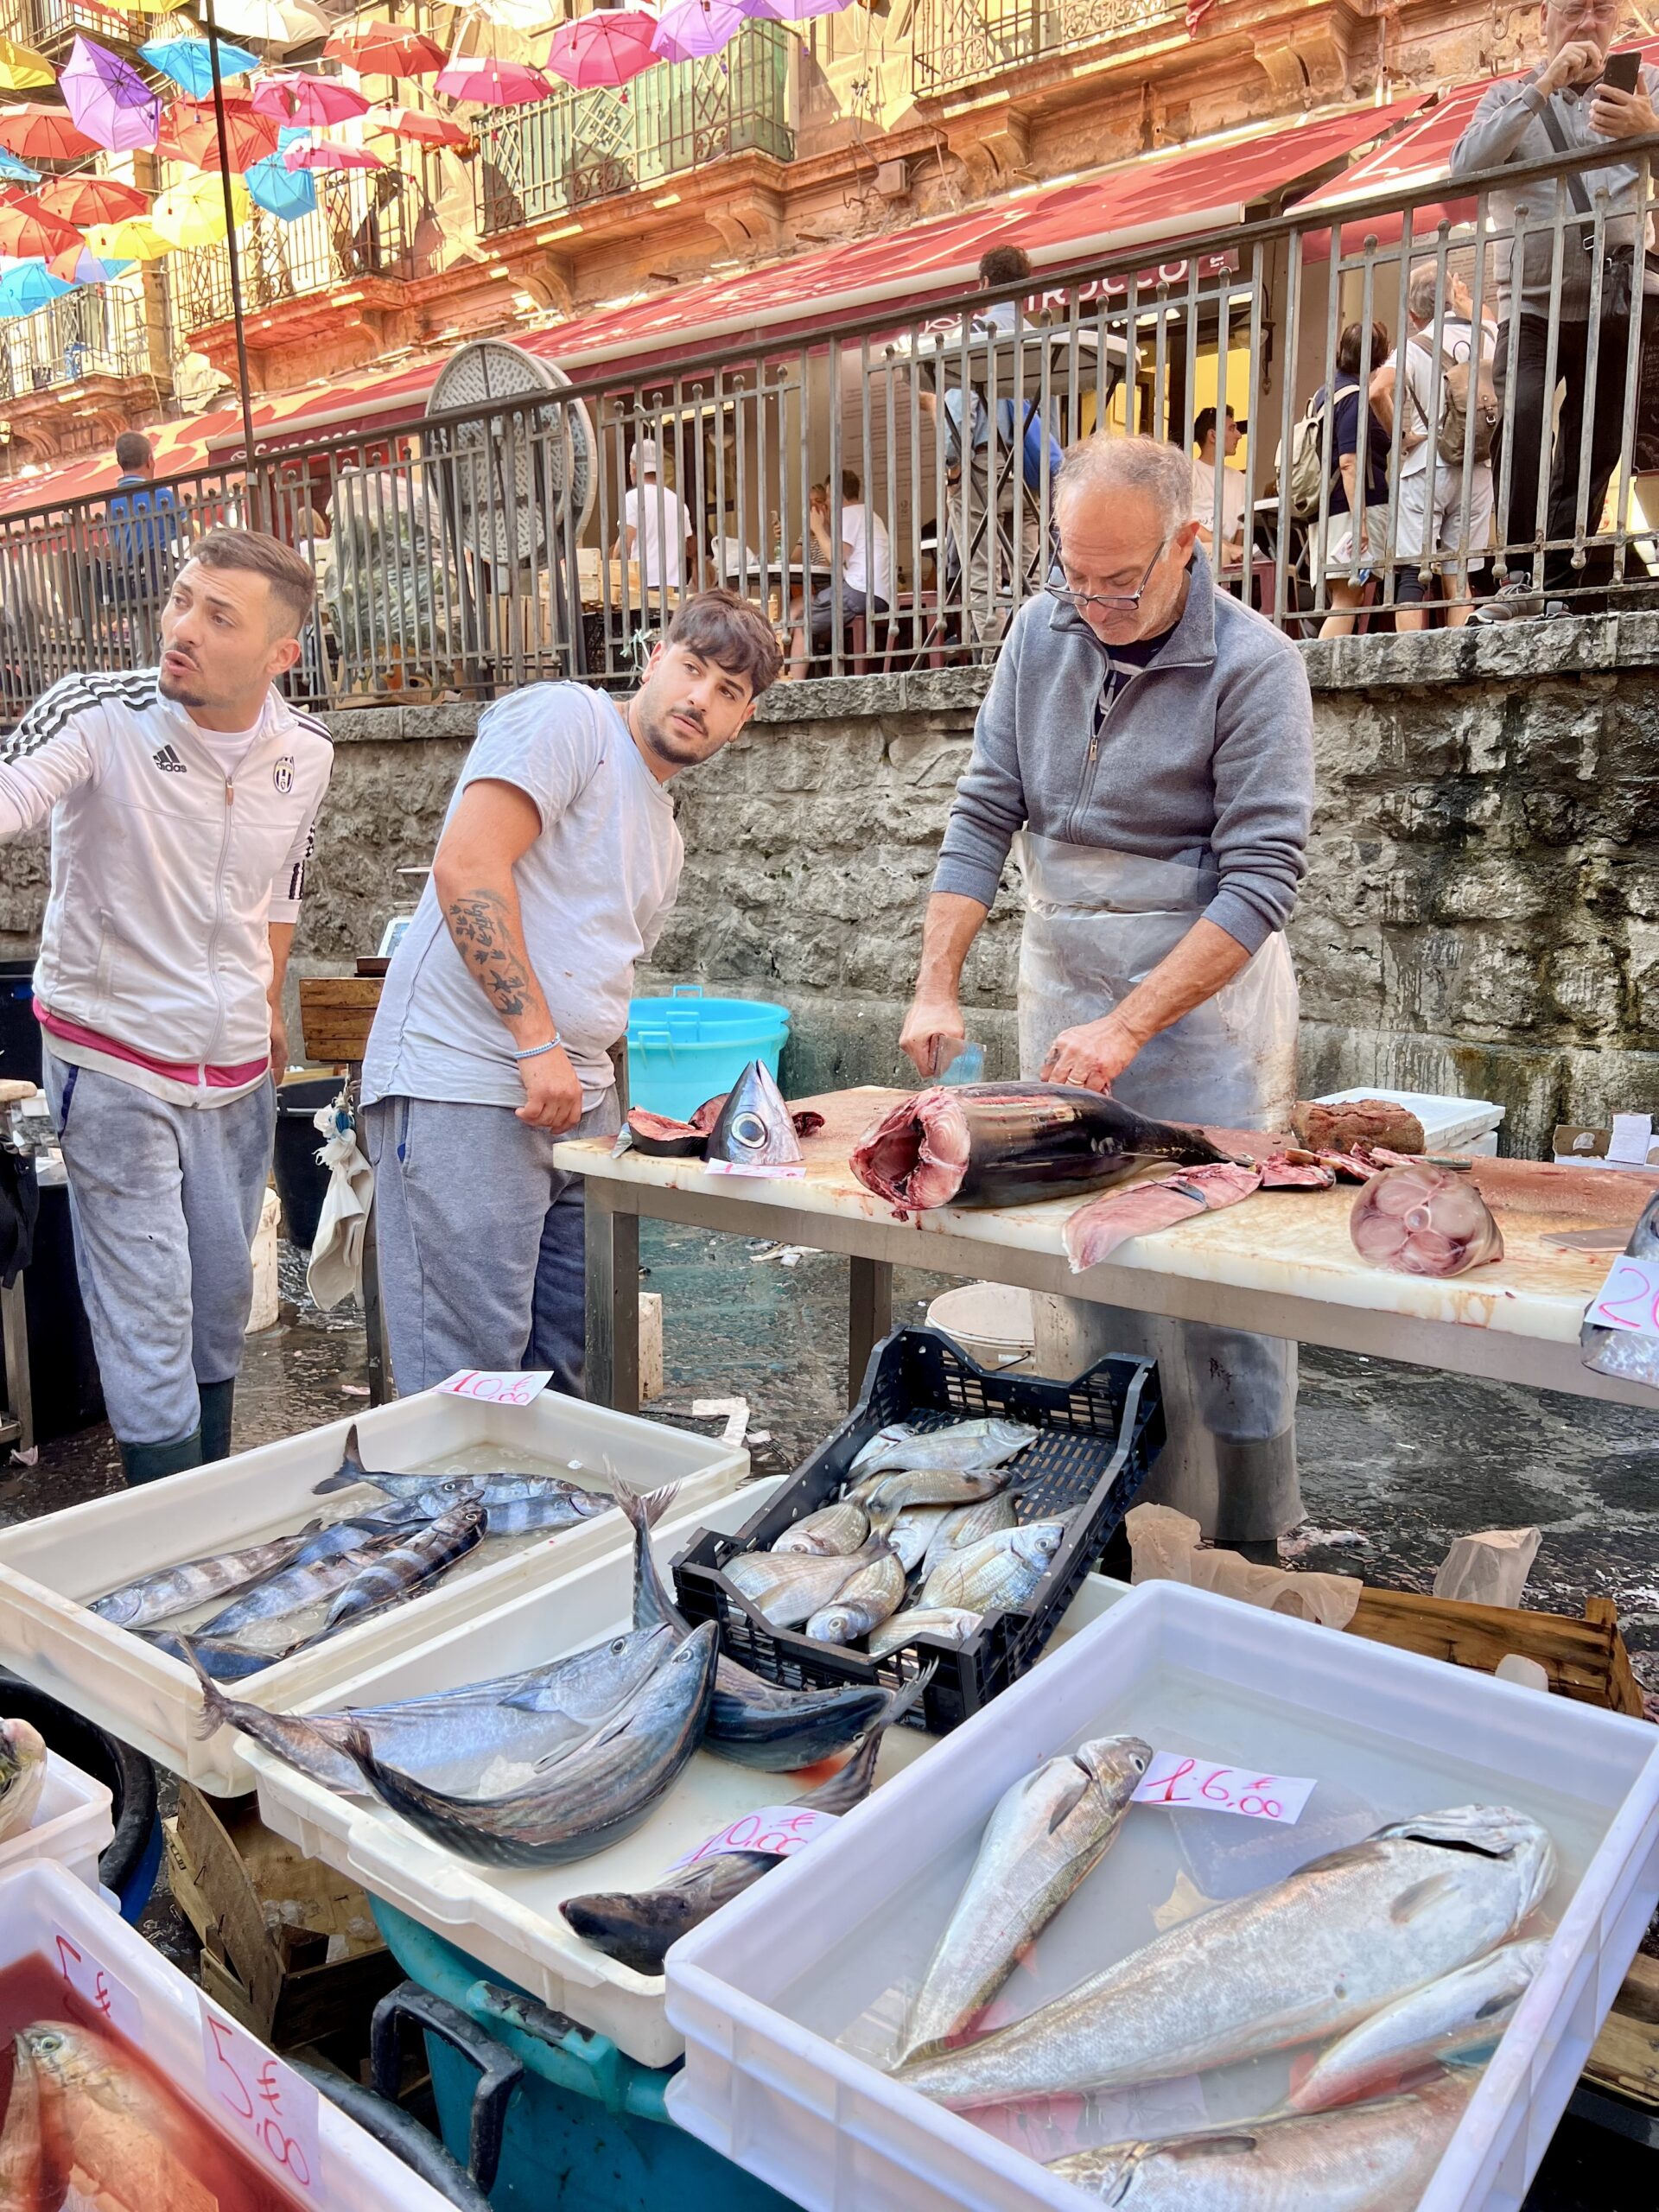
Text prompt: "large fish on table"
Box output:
[[851, 1083, 1231, 1211], [895, 1805, 1555, 2109]]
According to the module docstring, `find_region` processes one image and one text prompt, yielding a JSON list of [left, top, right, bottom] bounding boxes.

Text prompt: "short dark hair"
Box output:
[[114, 430, 153, 473], [1192, 406, 1232, 448], [840, 468, 861, 500], [186, 527, 317, 638], [1337, 319, 1389, 378], [665, 588, 780, 699], [978, 244, 1031, 289]]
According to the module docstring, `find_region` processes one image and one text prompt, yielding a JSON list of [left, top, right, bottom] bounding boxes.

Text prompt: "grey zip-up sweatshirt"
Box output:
[[932, 551, 1313, 955]]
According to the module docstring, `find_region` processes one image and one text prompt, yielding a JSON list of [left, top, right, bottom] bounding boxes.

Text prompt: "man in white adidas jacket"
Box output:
[[0, 530, 332, 1484]]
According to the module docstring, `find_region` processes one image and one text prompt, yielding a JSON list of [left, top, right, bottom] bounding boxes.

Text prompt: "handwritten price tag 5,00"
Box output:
[[200, 2006, 322, 2197], [667, 1805, 841, 1872], [436, 1369, 553, 1406], [1133, 1752, 1317, 1826], [1588, 1254, 1659, 1338], [53, 1929, 143, 2043]]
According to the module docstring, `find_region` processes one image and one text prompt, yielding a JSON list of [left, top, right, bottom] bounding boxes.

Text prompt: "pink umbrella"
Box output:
[[741, 0, 850, 19], [251, 73, 372, 126], [546, 9, 659, 88], [432, 55, 554, 104], [283, 137, 387, 169], [652, 0, 742, 60], [60, 34, 162, 153]]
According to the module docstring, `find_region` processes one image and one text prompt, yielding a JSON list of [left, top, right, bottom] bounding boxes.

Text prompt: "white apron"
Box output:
[[1017, 833, 1302, 1542]]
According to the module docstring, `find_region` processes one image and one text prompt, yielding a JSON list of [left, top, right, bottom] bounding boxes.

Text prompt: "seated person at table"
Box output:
[[785, 472, 893, 674]]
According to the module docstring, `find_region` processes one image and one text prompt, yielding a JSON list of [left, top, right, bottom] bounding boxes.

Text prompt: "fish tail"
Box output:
[[801, 1662, 936, 1814], [181, 1640, 237, 1739], [314, 1421, 387, 1496]]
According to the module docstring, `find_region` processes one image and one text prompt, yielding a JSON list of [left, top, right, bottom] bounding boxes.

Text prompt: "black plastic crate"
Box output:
[[671, 1325, 1164, 1738]]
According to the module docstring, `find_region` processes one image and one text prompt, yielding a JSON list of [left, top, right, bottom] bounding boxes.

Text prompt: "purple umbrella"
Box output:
[[740, 0, 851, 17], [653, 0, 744, 59], [61, 34, 162, 153]]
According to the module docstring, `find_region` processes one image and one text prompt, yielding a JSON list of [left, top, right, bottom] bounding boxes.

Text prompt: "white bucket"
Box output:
[[924, 1282, 1035, 1372]]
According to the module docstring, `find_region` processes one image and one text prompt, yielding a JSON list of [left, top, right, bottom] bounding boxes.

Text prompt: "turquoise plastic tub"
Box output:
[[627, 986, 791, 1123], [372, 1902, 797, 2212]]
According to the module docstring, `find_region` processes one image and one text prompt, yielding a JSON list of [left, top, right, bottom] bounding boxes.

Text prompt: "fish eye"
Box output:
[[610, 1637, 627, 1654], [730, 1109, 768, 1151], [34, 2031, 62, 2053]]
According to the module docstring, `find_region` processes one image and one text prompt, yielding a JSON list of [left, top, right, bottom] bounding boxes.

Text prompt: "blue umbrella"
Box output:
[[0, 260, 76, 318], [138, 35, 260, 99], [0, 149, 39, 184], [245, 150, 315, 220]]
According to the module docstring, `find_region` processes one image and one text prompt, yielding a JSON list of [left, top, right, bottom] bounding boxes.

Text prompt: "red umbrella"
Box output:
[[251, 73, 372, 126], [35, 174, 149, 225], [546, 9, 660, 88], [156, 96, 279, 170], [0, 104, 99, 161], [283, 138, 386, 170], [0, 192, 83, 257], [366, 105, 472, 149], [432, 55, 554, 104], [323, 19, 447, 77]]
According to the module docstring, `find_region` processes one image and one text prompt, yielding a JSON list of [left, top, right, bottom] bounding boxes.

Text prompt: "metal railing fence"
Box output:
[[912, 0, 1181, 99], [4, 127, 1659, 722], [167, 169, 424, 342], [0, 282, 154, 400]]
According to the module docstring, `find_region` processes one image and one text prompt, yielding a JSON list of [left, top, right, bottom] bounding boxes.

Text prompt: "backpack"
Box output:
[[1274, 389, 1331, 521], [1408, 339, 1500, 468]]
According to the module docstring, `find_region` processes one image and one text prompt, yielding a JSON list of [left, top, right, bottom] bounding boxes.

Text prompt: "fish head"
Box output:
[[1046, 2141, 1147, 2202], [0, 1717, 45, 1793], [526, 1624, 677, 1717], [705, 1061, 803, 1170], [442, 1501, 489, 1535], [1383, 1806, 1558, 1918], [425, 1477, 488, 1505], [1077, 1732, 1154, 1810], [1011, 1522, 1065, 1574], [810, 1608, 858, 1645], [18, 2023, 124, 2107]]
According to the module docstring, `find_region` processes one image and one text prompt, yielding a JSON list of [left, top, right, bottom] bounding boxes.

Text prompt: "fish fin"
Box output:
[[178, 1640, 236, 1739], [1045, 1763, 1096, 1836], [537, 1709, 635, 1768], [1390, 1872, 1460, 1924]]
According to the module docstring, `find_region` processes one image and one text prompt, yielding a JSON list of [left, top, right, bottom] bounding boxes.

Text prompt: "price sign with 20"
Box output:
[[200, 2007, 322, 2196], [1589, 1254, 1659, 1338]]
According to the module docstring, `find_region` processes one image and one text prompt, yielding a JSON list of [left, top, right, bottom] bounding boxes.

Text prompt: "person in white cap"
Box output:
[[615, 438, 697, 593]]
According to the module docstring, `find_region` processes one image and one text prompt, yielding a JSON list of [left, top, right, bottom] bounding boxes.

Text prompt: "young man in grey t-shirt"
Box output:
[[361, 589, 780, 1396]]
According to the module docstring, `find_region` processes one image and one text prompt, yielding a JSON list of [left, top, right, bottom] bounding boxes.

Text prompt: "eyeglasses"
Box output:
[[1046, 534, 1171, 615]]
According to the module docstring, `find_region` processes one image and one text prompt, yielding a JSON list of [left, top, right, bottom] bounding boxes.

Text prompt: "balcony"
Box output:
[[0, 0, 145, 64], [474, 20, 794, 237], [0, 283, 151, 403], [911, 0, 1183, 99]]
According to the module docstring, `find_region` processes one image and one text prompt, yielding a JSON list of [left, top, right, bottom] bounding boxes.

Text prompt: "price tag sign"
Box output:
[[437, 1370, 552, 1406], [200, 2005, 322, 2197], [1133, 1751, 1316, 1825], [1587, 1254, 1659, 1337], [667, 1806, 840, 1871], [52, 1929, 143, 2042]]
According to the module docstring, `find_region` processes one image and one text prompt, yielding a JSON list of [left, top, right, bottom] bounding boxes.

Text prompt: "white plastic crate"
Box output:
[[0, 1858, 459, 2209], [0, 1748, 113, 1891], [1315, 1085, 1505, 1156], [0, 1388, 747, 1796], [664, 1581, 1659, 2212]]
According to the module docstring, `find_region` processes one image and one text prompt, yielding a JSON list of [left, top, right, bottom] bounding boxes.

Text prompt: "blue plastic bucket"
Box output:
[[627, 986, 791, 1123], [371, 1903, 795, 2212]]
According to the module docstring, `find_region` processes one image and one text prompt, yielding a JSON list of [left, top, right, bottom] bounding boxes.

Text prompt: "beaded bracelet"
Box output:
[[512, 1036, 563, 1062]]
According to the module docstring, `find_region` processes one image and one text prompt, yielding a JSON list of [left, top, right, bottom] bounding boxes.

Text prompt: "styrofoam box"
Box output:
[[0, 1389, 748, 1796], [664, 1581, 1659, 2212], [0, 1857, 458, 2210], [0, 1749, 113, 1891], [1315, 1085, 1506, 1156]]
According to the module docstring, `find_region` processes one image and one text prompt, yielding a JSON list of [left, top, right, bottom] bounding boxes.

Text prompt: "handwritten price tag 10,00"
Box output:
[[1588, 1254, 1659, 1338], [1133, 1751, 1317, 1826], [437, 1369, 553, 1406], [667, 1806, 840, 1871], [52, 1929, 143, 2042], [200, 2005, 322, 2197]]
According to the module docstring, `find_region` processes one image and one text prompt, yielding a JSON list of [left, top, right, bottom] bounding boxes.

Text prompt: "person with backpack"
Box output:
[[101, 432, 183, 661], [1312, 321, 1392, 638]]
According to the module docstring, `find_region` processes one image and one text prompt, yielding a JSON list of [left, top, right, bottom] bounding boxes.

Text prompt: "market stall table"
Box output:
[[556, 1086, 1659, 1416]]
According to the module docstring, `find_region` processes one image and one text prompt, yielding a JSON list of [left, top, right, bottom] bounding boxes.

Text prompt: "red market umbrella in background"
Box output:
[[251, 73, 372, 125], [35, 172, 149, 224], [366, 105, 472, 147], [323, 19, 448, 76], [0, 193, 83, 256], [60, 34, 162, 152], [432, 54, 554, 102], [157, 95, 280, 169], [546, 9, 660, 87], [283, 137, 386, 169], [0, 103, 99, 161]]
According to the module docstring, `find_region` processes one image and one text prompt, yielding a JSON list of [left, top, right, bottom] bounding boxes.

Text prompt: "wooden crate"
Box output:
[[1586, 1953, 1659, 2110], [298, 975, 383, 1065], [165, 1785, 400, 2050], [1345, 1590, 1645, 1717]]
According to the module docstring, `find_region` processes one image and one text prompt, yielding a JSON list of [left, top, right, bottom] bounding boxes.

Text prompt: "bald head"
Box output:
[[1052, 435, 1200, 646]]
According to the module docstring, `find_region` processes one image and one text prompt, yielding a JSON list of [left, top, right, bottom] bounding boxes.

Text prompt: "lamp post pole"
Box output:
[[200, 0, 262, 520]]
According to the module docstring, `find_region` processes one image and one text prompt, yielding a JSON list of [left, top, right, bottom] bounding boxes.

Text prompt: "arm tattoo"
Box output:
[[443, 886, 535, 1020]]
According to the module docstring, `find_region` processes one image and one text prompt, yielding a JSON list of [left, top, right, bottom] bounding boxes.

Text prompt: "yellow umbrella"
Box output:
[[87, 216, 174, 261], [151, 172, 250, 249], [0, 35, 54, 91]]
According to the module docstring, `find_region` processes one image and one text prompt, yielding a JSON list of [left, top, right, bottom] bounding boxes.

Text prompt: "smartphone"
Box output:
[[1603, 48, 1641, 94]]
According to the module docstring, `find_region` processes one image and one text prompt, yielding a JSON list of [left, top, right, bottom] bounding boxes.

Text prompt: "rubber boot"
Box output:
[[119, 1428, 203, 1487], [198, 1378, 235, 1465]]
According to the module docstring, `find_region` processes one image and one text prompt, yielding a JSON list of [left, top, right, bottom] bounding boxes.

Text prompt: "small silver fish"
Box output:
[[866, 1606, 982, 1659], [723, 1542, 880, 1629], [322, 1503, 486, 1633], [920, 1522, 1065, 1612], [870, 1506, 948, 1574], [804, 1548, 907, 1643], [849, 1417, 1037, 1478], [88, 1523, 324, 1630], [920, 1496, 1018, 1579], [855, 1466, 1014, 1514], [0, 1717, 46, 1842], [772, 1500, 870, 1556]]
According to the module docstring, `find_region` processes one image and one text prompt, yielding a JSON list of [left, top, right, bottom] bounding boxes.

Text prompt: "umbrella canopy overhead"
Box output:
[[204, 0, 330, 43], [0, 192, 83, 257], [546, 9, 660, 88], [86, 216, 172, 261], [157, 95, 279, 170], [35, 174, 149, 225], [245, 149, 316, 218], [433, 54, 555, 103], [0, 104, 99, 162], [0, 258, 74, 316], [48, 244, 133, 283], [252, 73, 372, 125], [60, 34, 162, 152], [0, 35, 54, 92], [152, 171, 251, 249], [283, 137, 386, 170], [139, 36, 261, 99], [323, 19, 447, 76], [652, 0, 742, 60], [366, 104, 471, 147], [741, 0, 849, 18], [0, 149, 41, 183]]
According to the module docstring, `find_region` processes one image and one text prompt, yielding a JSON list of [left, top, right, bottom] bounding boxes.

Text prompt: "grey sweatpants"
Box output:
[[363, 1091, 620, 1400], [45, 1053, 275, 1447]]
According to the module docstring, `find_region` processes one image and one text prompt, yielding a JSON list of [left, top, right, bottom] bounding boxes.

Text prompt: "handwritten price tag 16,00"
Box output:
[[200, 2005, 322, 2197], [667, 1805, 840, 1871], [437, 1369, 552, 1406], [1588, 1254, 1659, 1338], [53, 1929, 143, 2042], [1133, 1751, 1317, 1826]]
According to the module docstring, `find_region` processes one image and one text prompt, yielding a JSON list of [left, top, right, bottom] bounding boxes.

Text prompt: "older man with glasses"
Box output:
[[899, 433, 1314, 1559]]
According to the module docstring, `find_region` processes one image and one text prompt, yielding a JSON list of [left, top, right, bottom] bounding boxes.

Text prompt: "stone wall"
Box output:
[[3, 614, 1656, 1156]]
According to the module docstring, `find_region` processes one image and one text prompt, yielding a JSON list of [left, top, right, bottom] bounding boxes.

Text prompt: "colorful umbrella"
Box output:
[[0, 104, 99, 162], [0, 194, 83, 257], [245, 149, 315, 219], [157, 95, 279, 169], [322, 20, 447, 77], [0, 35, 54, 92], [60, 35, 162, 152], [139, 36, 260, 99], [48, 245, 132, 283], [365, 104, 471, 148], [433, 55, 555, 103], [0, 259, 74, 316], [0, 150, 40, 183], [35, 174, 149, 225], [546, 10, 660, 89], [86, 217, 172, 261], [283, 137, 385, 170], [204, 0, 330, 43], [151, 172, 251, 250], [652, 0, 742, 60], [252, 73, 372, 126], [741, 0, 850, 18]]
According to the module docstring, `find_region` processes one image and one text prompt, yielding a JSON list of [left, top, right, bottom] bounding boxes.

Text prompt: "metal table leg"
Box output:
[[585, 1183, 639, 1414], [0, 1272, 31, 1454], [848, 1255, 893, 1405]]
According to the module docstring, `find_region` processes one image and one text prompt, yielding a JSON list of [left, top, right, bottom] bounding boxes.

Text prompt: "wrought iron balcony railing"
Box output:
[[911, 0, 1183, 98], [0, 281, 153, 402], [0, 0, 144, 62], [167, 169, 420, 344]]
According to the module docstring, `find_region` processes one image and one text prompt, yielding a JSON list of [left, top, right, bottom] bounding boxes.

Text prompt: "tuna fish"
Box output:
[[88, 1523, 326, 1631], [1065, 1161, 1265, 1272], [321, 1503, 486, 1634], [1350, 1163, 1505, 1278], [704, 1060, 803, 1175]]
